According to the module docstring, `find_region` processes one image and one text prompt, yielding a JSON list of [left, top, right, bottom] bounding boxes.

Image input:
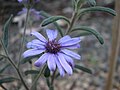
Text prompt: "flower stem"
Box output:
[[17, 68, 29, 90], [46, 78, 50, 87], [49, 86, 54, 90], [65, 1, 83, 35], [65, 11, 78, 35], [0, 54, 9, 59], [0, 39, 29, 90], [51, 69, 57, 86], [18, 8, 30, 67], [30, 65, 47, 90], [49, 69, 57, 90]]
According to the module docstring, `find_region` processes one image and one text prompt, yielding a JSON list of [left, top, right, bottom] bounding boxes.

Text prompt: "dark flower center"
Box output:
[[45, 40, 61, 54]]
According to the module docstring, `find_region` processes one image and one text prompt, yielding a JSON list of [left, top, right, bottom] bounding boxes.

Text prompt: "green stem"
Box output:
[[49, 86, 54, 90], [0, 39, 29, 90], [49, 69, 57, 90], [65, 1, 83, 35], [30, 62, 37, 90], [0, 39, 17, 70], [30, 65, 47, 90], [65, 11, 78, 35], [17, 68, 29, 90], [51, 69, 56, 86], [0, 54, 8, 58], [18, 8, 30, 67]]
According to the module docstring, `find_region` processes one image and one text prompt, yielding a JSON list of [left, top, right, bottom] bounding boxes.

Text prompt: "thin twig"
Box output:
[[0, 39, 29, 90], [105, 0, 120, 90], [0, 84, 8, 90]]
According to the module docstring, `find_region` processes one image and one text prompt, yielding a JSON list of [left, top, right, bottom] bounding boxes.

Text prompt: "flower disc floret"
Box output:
[[23, 29, 81, 76], [46, 40, 61, 54]]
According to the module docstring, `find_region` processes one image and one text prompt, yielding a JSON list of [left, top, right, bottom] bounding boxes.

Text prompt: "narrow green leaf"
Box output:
[[24, 70, 39, 76], [75, 64, 92, 74], [40, 11, 64, 37], [40, 11, 49, 18], [77, 0, 96, 9], [44, 66, 50, 78], [77, 0, 85, 5], [72, 0, 77, 10], [2, 15, 13, 48], [0, 77, 18, 84], [71, 26, 104, 44], [54, 23, 64, 37], [46, 78, 50, 87], [41, 16, 70, 27], [74, 32, 92, 37], [79, 6, 116, 17], [0, 64, 10, 73], [87, 0, 96, 6]]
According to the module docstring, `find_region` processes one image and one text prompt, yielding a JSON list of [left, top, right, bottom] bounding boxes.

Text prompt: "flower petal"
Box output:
[[23, 49, 44, 58], [27, 39, 45, 49], [46, 29, 57, 41], [18, 0, 22, 2], [58, 35, 71, 44], [27, 42, 45, 49], [63, 44, 80, 49], [47, 54, 56, 71], [30, 39, 45, 45], [31, 31, 47, 42], [57, 53, 73, 75], [18, 8, 27, 15], [62, 54, 74, 68], [30, 9, 41, 21], [61, 49, 81, 60], [55, 55, 65, 77], [34, 53, 48, 67], [61, 37, 81, 47]]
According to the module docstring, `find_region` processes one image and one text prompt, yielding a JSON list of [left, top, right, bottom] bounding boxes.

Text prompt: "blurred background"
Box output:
[[0, 0, 119, 90]]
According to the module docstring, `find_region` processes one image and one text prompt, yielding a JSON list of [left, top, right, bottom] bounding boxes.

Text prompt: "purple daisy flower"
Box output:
[[18, 0, 28, 3], [23, 29, 81, 76], [18, 0, 40, 3], [18, 8, 41, 21]]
